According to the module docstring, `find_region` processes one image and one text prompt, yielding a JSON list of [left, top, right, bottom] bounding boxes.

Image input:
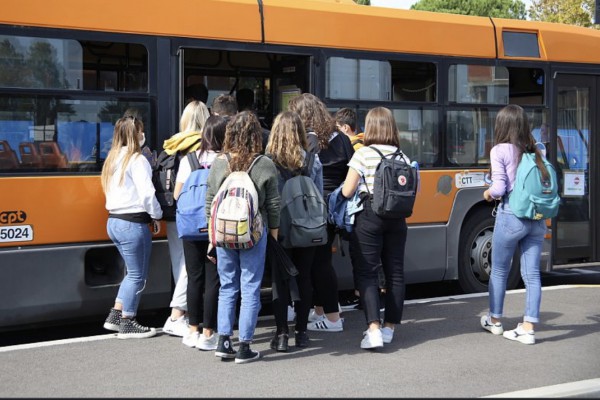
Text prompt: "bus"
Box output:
[[1, 0, 599, 331]]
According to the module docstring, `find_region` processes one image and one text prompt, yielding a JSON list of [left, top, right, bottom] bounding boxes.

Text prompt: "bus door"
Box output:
[[178, 47, 311, 125], [551, 74, 599, 265]]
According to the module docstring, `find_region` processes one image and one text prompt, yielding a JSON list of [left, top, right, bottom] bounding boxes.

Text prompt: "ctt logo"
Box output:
[[0, 210, 27, 225]]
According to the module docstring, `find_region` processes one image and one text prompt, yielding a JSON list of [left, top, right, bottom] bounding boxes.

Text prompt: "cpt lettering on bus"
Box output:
[[0, 210, 27, 225]]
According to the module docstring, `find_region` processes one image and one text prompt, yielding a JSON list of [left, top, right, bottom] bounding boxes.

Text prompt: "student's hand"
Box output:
[[151, 220, 161, 235], [269, 228, 279, 240], [483, 189, 493, 202], [207, 243, 216, 264]]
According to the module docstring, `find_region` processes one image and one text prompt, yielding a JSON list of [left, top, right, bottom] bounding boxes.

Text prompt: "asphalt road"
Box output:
[[1, 267, 598, 347]]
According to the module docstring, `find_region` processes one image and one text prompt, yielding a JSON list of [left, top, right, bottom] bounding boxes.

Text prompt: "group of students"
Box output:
[[100, 89, 548, 366]]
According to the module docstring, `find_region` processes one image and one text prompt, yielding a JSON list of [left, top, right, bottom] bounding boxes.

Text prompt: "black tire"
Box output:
[[458, 207, 521, 293]]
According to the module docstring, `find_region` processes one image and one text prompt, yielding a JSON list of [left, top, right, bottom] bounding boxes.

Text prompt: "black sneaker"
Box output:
[[235, 342, 260, 364], [117, 318, 157, 339], [295, 331, 309, 348], [215, 335, 237, 359], [103, 308, 122, 332]]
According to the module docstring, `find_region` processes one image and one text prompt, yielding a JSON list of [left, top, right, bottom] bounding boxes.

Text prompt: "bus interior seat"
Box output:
[[39, 142, 68, 168], [19, 142, 43, 168], [0, 140, 19, 169]]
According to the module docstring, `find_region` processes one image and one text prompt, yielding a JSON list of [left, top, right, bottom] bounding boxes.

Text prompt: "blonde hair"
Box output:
[[179, 100, 210, 133], [266, 111, 307, 171], [363, 107, 400, 147], [101, 116, 143, 193], [223, 111, 263, 171], [288, 93, 336, 151]]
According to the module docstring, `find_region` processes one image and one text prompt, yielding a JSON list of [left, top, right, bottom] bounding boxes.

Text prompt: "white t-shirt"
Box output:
[[347, 144, 410, 195], [176, 150, 218, 184]]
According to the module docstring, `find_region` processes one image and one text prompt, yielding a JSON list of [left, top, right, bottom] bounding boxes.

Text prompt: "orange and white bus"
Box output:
[[1, 0, 598, 330]]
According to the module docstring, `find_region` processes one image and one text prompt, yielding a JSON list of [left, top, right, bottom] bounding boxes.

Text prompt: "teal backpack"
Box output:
[[508, 152, 560, 220]]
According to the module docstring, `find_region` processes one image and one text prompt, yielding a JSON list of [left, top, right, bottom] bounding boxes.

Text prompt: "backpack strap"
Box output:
[[301, 151, 315, 177], [247, 154, 264, 173], [369, 145, 403, 160], [187, 151, 201, 172]]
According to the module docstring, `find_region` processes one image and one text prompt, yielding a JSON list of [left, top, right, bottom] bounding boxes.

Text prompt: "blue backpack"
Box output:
[[509, 152, 560, 220], [176, 152, 210, 240]]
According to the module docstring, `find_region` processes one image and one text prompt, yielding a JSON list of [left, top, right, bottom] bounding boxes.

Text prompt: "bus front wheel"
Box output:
[[458, 207, 521, 293]]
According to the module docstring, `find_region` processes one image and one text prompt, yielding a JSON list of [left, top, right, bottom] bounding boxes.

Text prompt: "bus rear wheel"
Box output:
[[458, 207, 521, 293]]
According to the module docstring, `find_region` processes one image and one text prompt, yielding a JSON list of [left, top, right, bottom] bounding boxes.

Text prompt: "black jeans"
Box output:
[[350, 202, 407, 325], [311, 223, 340, 314], [272, 246, 317, 333], [182, 239, 220, 329]]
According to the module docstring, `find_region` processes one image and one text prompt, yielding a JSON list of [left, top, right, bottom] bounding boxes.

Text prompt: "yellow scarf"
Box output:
[[162, 130, 202, 155]]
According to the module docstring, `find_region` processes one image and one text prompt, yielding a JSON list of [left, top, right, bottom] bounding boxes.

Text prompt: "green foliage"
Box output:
[[354, 0, 370, 4], [529, 0, 599, 28], [411, 0, 527, 19]]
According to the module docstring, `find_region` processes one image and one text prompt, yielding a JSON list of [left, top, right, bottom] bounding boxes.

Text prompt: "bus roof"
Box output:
[[2, 0, 600, 63]]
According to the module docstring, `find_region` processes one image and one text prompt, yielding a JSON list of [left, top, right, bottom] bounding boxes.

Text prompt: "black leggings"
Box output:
[[350, 203, 407, 326], [272, 246, 317, 333], [182, 240, 220, 329], [311, 223, 340, 314]]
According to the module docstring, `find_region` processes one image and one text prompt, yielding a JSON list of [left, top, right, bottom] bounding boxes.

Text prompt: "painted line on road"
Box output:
[[0, 332, 118, 353], [404, 284, 582, 306], [483, 377, 600, 398]]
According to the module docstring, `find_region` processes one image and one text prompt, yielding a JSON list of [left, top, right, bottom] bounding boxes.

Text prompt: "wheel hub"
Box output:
[[469, 227, 493, 283]]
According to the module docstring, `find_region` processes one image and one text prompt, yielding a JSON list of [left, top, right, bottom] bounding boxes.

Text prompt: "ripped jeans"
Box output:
[[107, 218, 152, 318]]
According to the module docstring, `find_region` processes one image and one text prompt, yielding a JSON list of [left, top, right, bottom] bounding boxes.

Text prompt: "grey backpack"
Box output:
[[278, 152, 328, 248]]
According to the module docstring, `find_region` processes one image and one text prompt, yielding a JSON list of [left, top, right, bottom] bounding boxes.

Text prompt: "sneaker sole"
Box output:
[[215, 352, 237, 359], [307, 325, 343, 332], [235, 353, 261, 364], [103, 322, 119, 332], [361, 341, 384, 349], [503, 332, 535, 345], [198, 344, 218, 351], [117, 330, 157, 339]]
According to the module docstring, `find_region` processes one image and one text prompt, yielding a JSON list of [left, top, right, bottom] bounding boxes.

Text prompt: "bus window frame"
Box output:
[[0, 25, 159, 176]]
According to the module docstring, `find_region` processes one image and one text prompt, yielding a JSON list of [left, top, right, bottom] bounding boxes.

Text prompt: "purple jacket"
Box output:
[[488, 143, 519, 199]]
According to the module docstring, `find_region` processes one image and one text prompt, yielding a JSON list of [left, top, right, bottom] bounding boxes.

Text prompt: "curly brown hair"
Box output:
[[288, 93, 335, 151], [222, 111, 263, 171]]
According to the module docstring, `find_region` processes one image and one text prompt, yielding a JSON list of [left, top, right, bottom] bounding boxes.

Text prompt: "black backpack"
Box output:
[[276, 152, 328, 248], [151, 140, 200, 221], [367, 146, 418, 219]]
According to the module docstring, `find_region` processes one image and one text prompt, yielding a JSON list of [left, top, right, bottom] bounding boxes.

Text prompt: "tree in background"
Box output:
[[354, 0, 370, 4], [410, 0, 527, 19], [529, 0, 598, 28]]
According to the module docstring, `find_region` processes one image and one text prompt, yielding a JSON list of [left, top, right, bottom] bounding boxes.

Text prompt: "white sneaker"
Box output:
[[361, 329, 384, 349], [307, 317, 343, 332], [163, 315, 189, 337], [197, 333, 218, 351], [503, 323, 535, 345], [182, 331, 200, 348], [287, 306, 296, 322], [308, 309, 325, 322], [480, 315, 504, 335], [381, 327, 394, 344]]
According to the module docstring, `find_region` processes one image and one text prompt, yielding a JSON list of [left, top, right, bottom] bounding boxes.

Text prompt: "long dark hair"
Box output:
[[223, 111, 263, 171], [494, 104, 549, 181], [199, 115, 228, 159]]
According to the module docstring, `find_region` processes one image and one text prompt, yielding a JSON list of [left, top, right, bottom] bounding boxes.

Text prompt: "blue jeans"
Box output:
[[489, 203, 546, 323], [107, 218, 152, 318], [216, 227, 267, 342]]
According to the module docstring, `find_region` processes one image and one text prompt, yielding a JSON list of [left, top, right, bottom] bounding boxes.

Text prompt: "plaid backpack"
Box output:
[[209, 155, 264, 249]]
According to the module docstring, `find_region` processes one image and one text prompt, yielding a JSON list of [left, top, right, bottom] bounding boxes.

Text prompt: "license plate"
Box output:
[[0, 225, 34, 243]]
